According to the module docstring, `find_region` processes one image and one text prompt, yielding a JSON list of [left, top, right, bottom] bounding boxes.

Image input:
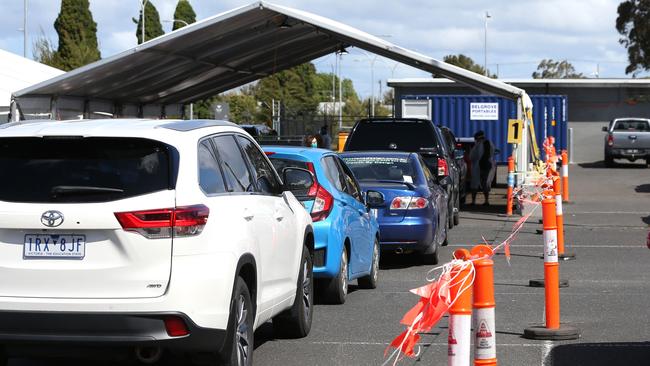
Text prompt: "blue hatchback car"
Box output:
[[340, 151, 449, 264], [263, 146, 382, 304]]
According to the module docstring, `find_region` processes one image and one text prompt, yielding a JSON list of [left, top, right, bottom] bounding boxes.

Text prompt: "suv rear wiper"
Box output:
[[50, 186, 124, 196], [373, 180, 416, 190]]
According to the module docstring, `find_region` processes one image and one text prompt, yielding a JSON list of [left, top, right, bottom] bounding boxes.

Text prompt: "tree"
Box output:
[[52, 0, 100, 71], [441, 54, 495, 78], [255, 63, 320, 121], [616, 0, 650, 75], [532, 59, 585, 79], [32, 30, 61, 69], [133, 1, 164, 44], [172, 0, 197, 30]]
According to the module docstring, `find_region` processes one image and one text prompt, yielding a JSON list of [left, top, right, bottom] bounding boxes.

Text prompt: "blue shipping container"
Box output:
[[400, 95, 568, 164]]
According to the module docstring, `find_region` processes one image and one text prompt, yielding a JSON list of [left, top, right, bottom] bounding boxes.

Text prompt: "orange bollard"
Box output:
[[506, 156, 515, 217], [471, 245, 497, 366], [561, 150, 569, 202], [553, 178, 565, 258], [448, 249, 473, 366], [524, 194, 580, 340], [541, 195, 560, 329]]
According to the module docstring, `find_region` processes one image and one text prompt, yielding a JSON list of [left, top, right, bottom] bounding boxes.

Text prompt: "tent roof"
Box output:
[[14, 1, 525, 105], [0, 49, 63, 106]]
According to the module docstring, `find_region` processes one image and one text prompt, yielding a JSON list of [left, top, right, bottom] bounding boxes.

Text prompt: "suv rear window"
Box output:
[[0, 137, 172, 203], [613, 120, 650, 131], [345, 120, 441, 152]]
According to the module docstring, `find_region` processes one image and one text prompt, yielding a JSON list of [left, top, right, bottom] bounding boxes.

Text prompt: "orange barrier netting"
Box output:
[[384, 139, 563, 365]]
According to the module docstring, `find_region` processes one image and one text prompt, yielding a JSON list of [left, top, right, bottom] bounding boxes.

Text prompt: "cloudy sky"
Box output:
[[0, 0, 639, 98]]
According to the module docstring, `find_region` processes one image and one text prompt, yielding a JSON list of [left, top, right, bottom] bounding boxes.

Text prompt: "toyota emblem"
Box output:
[[41, 210, 64, 227]]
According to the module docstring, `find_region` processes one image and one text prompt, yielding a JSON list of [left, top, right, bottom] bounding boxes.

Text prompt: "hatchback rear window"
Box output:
[[268, 157, 309, 173], [341, 156, 417, 184], [0, 137, 172, 203], [346, 121, 440, 152], [613, 120, 650, 131]]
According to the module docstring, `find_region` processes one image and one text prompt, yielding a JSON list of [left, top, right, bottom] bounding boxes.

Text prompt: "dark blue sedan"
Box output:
[[340, 152, 449, 264]]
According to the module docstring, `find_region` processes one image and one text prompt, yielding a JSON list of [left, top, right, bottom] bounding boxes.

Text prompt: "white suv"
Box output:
[[0, 119, 315, 365]]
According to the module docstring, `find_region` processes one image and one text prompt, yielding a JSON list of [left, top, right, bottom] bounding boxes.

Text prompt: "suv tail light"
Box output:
[[390, 197, 429, 210], [311, 185, 334, 222], [115, 205, 209, 239], [437, 157, 448, 176], [607, 134, 614, 147]]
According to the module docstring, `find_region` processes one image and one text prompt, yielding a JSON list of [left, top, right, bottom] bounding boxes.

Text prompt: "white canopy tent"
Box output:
[[10, 1, 534, 178], [0, 49, 63, 121]]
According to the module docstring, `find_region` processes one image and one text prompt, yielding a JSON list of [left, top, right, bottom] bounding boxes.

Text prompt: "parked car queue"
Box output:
[[0, 117, 464, 366]]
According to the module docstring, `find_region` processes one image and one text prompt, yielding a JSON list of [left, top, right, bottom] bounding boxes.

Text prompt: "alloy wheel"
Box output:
[[235, 294, 250, 365], [302, 259, 312, 321]]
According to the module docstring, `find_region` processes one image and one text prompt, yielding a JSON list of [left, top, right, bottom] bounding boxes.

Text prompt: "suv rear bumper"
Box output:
[[0, 311, 224, 352]]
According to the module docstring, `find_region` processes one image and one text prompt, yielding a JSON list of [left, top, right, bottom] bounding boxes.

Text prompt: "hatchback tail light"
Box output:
[[390, 197, 429, 210], [437, 157, 448, 176], [115, 205, 209, 239], [607, 134, 614, 147], [311, 186, 334, 222]]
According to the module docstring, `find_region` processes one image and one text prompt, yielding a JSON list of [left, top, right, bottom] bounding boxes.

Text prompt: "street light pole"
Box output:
[[23, 0, 27, 58], [141, 0, 149, 43], [163, 19, 189, 28], [484, 11, 491, 76]]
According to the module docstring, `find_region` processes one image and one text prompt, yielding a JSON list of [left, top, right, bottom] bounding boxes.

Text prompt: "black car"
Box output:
[[439, 126, 467, 218], [343, 118, 460, 229]]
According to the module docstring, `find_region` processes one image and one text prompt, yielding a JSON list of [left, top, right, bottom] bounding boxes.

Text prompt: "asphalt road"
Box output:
[[8, 159, 650, 366]]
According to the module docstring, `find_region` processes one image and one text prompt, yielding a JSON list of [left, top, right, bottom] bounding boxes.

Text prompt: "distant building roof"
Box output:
[[0, 49, 64, 107], [387, 78, 650, 89]]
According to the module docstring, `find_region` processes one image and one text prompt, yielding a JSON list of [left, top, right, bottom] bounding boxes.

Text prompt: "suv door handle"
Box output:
[[243, 208, 254, 221]]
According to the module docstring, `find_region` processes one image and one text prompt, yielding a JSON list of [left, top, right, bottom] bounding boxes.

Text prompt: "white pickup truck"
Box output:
[[603, 118, 650, 167]]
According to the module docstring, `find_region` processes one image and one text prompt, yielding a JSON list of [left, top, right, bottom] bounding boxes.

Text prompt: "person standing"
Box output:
[[319, 125, 332, 149], [469, 130, 496, 206]]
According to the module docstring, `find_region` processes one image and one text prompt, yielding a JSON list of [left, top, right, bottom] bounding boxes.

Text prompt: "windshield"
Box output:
[[346, 121, 440, 152], [613, 120, 650, 131], [0, 137, 172, 203], [341, 156, 417, 184]]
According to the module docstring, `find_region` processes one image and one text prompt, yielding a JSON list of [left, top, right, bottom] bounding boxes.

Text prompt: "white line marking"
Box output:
[[568, 211, 649, 214], [279, 340, 550, 347], [542, 340, 553, 366]]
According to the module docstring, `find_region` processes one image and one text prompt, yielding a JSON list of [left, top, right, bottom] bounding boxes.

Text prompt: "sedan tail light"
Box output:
[[390, 197, 429, 210], [311, 186, 334, 222], [607, 134, 614, 147], [115, 205, 209, 239], [437, 157, 449, 176]]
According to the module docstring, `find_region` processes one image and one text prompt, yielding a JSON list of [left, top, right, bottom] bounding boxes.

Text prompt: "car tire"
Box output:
[[223, 277, 254, 366], [358, 239, 379, 289], [274, 246, 313, 338], [605, 154, 614, 167], [323, 249, 348, 304], [448, 203, 454, 229], [453, 194, 460, 226], [440, 216, 449, 247], [421, 238, 440, 265]]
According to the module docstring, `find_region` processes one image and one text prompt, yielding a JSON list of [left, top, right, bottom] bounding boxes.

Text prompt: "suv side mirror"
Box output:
[[365, 190, 385, 208], [602, 126, 608, 132], [282, 168, 315, 198]]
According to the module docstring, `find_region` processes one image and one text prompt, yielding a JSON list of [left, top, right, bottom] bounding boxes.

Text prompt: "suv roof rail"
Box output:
[[160, 119, 239, 132]]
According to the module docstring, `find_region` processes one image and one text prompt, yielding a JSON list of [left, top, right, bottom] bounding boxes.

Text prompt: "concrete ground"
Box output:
[[8, 155, 650, 366]]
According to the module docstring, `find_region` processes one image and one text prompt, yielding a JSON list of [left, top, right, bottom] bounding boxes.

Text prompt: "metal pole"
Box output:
[[189, 103, 193, 119], [23, 0, 27, 58], [141, 0, 148, 43], [484, 11, 491, 76], [568, 127, 574, 163], [370, 57, 375, 117], [338, 52, 343, 129]]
